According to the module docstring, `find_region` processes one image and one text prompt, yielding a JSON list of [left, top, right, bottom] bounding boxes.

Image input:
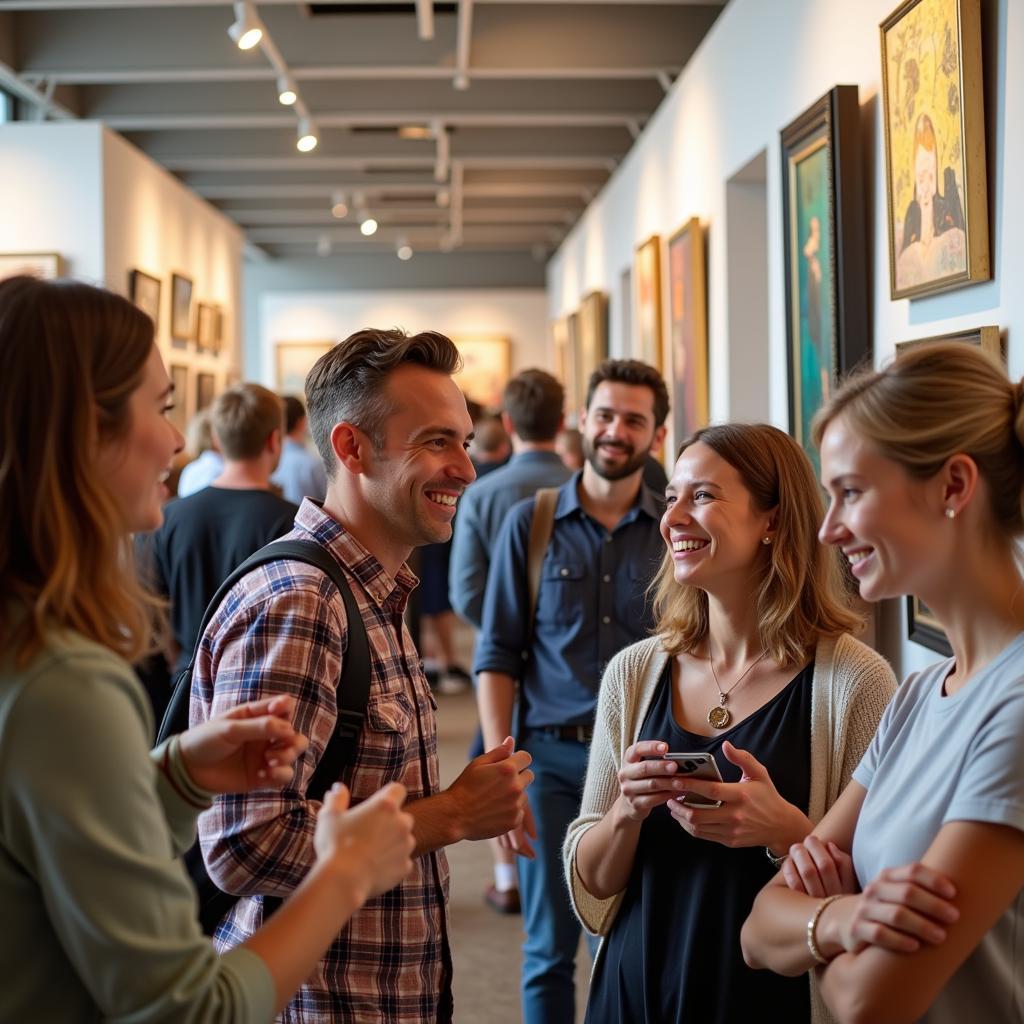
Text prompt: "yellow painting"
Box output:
[[452, 335, 511, 410], [881, 0, 989, 298], [634, 236, 662, 370]]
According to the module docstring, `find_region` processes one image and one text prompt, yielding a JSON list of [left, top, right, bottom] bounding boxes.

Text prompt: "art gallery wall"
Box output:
[[547, 0, 1021, 677], [257, 287, 549, 399]]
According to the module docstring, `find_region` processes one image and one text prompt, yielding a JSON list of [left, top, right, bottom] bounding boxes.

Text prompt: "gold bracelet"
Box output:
[[807, 894, 843, 966]]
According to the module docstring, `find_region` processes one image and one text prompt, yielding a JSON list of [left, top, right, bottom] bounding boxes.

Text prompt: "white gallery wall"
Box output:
[[547, 0, 1021, 676]]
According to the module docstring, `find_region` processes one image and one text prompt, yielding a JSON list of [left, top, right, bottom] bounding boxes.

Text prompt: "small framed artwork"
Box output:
[[552, 316, 578, 418], [452, 335, 512, 410], [275, 341, 335, 395], [634, 235, 662, 370], [170, 273, 194, 348], [906, 595, 953, 655], [895, 324, 1001, 362], [129, 269, 161, 332], [665, 217, 709, 452], [196, 303, 218, 354], [619, 266, 633, 356], [196, 372, 216, 413], [168, 364, 189, 433], [881, 0, 989, 299], [577, 291, 608, 403], [0, 252, 61, 281], [781, 85, 868, 475], [212, 307, 225, 355], [567, 310, 583, 411]]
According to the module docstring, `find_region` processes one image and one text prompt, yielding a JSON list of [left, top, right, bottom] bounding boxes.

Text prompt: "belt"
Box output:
[[530, 723, 594, 743]]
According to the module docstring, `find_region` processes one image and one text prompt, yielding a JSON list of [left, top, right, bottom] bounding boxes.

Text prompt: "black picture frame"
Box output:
[[906, 595, 953, 656], [170, 272, 194, 347], [781, 85, 868, 474], [128, 268, 161, 333]]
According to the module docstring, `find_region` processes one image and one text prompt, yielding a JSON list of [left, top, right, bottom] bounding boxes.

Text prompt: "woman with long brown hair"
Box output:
[[564, 422, 895, 1024], [0, 275, 415, 1022]]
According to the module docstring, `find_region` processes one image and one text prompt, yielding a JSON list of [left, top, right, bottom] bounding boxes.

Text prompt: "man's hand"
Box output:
[[447, 736, 534, 844], [178, 694, 308, 794]]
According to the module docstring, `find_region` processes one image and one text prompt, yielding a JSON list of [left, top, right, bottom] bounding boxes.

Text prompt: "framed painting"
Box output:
[[567, 311, 583, 412], [552, 316, 579, 417], [895, 324, 1001, 362], [665, 218, 709, 452], [781, 85, 868, 475], [129, 269, 161, 333], [212, 307, 225, 355], [276, 341, 335, 395], [195, 372, 216, 413], [196, 302, 218, 354], [0, 252, 60, 281], [452, 335, 511, 410], [168, 364, 189, 434], [634, 236, 662, 370], [578, 291, 608, 400], [170, 272, 193, 348], [881, 0, 989, 299], [620, 265, 633, 357], [906, 595, 953, 655]]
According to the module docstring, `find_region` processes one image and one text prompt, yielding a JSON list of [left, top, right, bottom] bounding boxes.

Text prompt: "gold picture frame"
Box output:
[[880, 0, 989, 299], [0, 252, 61, 281], [894, 324, 1001, 362], [551, 316, 578, 417], [275, 341, 335, 395], [577, 291, 608, 405], [634, 235, 663, 370]]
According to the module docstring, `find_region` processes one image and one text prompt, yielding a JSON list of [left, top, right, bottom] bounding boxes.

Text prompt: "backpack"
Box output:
[[156, 538, 371, 935]]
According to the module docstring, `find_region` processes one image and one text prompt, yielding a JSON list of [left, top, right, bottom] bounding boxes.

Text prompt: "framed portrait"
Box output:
[[196, 303, 218, 354], [275, 341, 335, 395], [552, 316, 579, 417], [0, 252, 60, 281], [634, 236, 662, 370], [196, 372, 216, 413], [881, 0, 989, 299], [781, 85, 868, 475], [906, 595, 953, 655], [170, 273, 193, 347], [577, 291, 608, 402], [168, 364, 189, 434], [128, 269, 161, 332], [895, 324, 1001, 362], [665, 218, 709, 452], [452, 335, 511, 410]]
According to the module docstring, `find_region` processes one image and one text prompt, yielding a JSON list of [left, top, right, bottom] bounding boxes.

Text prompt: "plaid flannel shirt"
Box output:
[[191, 500, 452, 1023]]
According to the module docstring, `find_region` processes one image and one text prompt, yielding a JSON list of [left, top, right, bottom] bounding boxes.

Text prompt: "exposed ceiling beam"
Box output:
[[191, 181, 595, 200], [226, 206, 575, 224], [159, 154, 616, 172]]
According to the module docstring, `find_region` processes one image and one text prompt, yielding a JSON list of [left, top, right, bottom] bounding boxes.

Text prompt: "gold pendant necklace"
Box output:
[[707, 645, 769, 729]]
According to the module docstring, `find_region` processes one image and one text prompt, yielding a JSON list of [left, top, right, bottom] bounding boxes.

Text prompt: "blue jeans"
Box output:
[[518, 730, 600, 1024]]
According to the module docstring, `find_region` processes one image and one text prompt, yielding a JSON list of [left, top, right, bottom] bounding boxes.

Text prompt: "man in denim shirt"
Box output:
[[474, 359, 668, 1024]]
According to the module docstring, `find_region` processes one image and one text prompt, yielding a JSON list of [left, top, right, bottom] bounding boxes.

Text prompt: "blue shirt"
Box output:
[[473, 473, 665, 728], [450, 450, 572, 628], [271, 437, 327, 505]]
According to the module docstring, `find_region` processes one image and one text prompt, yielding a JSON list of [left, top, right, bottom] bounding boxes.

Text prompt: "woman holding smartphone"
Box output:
[[0, 276, 415, 1023], [741, 342, 1024, 1023], [564, 423, 895, 1023]]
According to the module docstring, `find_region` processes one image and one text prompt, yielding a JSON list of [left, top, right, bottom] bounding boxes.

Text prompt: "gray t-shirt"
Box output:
[[852, 633, 1024, 1023]]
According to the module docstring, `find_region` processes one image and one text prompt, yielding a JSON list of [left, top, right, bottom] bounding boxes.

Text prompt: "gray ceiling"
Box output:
[[1, 0, 727, 261]]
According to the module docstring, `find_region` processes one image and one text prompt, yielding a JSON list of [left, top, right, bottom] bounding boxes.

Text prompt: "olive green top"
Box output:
[[0, 625, 275, 1023]]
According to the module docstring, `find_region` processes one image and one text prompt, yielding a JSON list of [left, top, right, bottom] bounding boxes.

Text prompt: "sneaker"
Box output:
[[436, 670, 470, 695], [484, 884, 521, 915]]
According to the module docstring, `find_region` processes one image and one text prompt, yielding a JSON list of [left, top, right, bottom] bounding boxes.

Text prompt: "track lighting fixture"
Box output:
[[277, 74, 297, 106], [227, 1, 263, 50], [360, 217, 379, 237], [330, 190, 348, 218], [296, 117, 318, 152], [396, 238, 413, 261]]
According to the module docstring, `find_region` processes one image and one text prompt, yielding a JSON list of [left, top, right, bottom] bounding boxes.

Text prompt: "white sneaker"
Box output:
[[436, 672, 470, 695]]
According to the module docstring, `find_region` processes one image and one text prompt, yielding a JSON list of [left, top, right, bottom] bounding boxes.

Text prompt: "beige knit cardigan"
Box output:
[[562, 632, 897, 1024]]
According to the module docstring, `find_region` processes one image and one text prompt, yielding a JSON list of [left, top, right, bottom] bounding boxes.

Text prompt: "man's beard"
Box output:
[[583, 437, 648, 481]]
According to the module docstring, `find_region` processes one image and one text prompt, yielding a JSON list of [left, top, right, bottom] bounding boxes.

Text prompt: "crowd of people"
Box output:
[[0, 273, 1022, 1024]]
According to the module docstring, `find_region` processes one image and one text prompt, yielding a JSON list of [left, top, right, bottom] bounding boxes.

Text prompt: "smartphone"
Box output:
[[666, 752, 723, 808]]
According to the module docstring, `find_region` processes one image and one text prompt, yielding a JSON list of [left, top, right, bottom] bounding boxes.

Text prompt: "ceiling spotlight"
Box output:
[[436, 188, 450, 208], [296, 117, 318, 153], [331, 190, 348, 218], [396, 238, 413, 261], [360, 217, 379, 237], [398, 124, 433, 140], [316, 234, 333, 257], [227, 1, 263, 50], [277, 74, 297, 106], [453, 72, 469, 91]]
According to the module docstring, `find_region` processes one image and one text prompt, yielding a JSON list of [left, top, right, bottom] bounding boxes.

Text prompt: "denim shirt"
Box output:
[[473, 472, 665, 728]]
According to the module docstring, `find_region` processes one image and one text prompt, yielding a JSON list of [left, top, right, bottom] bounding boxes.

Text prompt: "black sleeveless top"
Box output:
[[585, 661, 813, 1024]]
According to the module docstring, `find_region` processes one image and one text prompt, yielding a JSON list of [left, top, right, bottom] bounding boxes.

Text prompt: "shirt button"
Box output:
[[560, 567, 569, 577], [605, 535, 613, 544], [602, 615, 611, 625], [602, 573, 611, 583]]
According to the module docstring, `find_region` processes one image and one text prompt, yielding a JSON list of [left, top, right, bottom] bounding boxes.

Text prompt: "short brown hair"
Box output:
[[281, 394, 307, 435], [502, 368, 564, 441], [586, 359, 670, 427], [305, 328, 461, 475], [211, 384, 283, 460], [0, 276, 162, 665], [652, 423, 860, 666]]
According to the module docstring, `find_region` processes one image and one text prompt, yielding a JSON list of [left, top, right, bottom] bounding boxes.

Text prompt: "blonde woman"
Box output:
[[564, 423, 895, 1024], [742, 343, 1024, 1022], [0, 276, 414, 1022]]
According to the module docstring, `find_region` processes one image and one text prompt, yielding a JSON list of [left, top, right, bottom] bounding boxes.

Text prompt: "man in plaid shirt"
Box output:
[[191, 328, 535, 1022]]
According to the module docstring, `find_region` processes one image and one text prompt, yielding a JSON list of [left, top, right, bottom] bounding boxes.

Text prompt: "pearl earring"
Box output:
[[945, 507, 956, 520], [762, 536, 772, 545]]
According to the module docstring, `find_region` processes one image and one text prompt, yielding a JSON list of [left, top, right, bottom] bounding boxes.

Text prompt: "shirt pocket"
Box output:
[[358, 691, 415, 784], [622, 560, 657, 631], [536, 561, 587, 626]]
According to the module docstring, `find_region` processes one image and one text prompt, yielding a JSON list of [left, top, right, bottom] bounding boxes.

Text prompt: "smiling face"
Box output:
[[360, 363, 476, 556], [818, 414, 940, 602], [95, 344, 184, 533], [580, 379, 664, 481], [661, 441, 774, 596]]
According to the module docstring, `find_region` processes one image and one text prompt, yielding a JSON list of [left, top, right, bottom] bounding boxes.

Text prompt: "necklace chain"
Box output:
[[707, 644, 768, 706]]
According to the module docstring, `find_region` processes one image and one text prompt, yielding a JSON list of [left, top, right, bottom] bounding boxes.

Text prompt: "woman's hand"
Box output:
[[616, 740, 688, 822], [816, 863, 959, 957], [665, 741, 811, 852], [315, 782, 416, 901], [783, 834, 858, 898], [177, 695, 308, 795]]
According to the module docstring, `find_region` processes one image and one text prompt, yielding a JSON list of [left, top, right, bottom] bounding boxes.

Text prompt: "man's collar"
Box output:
[[555, 470, 664, 521]]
